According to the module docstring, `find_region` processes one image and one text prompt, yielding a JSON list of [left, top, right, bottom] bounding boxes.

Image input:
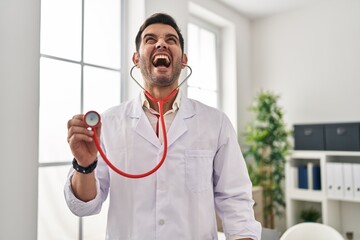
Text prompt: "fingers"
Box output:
[[68, 126, 94, 143], [67, 114, 94, 144], [67, 114, 100, 165], [67, 114, 85, 130]]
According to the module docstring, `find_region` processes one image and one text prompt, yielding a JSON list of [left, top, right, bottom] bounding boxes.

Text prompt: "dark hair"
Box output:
[[135, 13, 184, 53]]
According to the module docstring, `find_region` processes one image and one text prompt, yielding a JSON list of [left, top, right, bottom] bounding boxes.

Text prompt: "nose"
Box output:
[[156, 38, 168, 49]]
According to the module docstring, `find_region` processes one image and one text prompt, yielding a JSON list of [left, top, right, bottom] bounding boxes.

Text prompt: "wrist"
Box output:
[[72, 158, 98, 174]]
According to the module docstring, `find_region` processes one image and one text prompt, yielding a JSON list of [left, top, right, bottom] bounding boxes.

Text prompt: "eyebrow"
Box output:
[[143, 33, 179, 41]]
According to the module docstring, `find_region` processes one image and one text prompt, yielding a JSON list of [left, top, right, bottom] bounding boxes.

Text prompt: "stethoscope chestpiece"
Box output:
[[83, 111, 101, 128]]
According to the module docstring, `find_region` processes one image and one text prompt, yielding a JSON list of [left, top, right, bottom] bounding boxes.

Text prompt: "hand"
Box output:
[[67, 114, 101, 167]]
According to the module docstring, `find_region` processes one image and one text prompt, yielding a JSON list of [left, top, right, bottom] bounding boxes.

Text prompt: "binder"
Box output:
[[343, 163, 354, 199], [312, 164, 321, 190], [326, 162, 344, 198], [333, 163, 344, 198], [326, 163, 335, 197], [298, 164, 308, 189], [353, 163, 360, 199]]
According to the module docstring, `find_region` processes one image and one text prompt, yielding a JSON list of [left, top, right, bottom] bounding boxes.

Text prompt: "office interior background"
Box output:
[[1, 0, 359, 239]]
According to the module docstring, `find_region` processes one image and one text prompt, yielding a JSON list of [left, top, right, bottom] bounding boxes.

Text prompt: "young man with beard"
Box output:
[[65, 13, 261, 240]]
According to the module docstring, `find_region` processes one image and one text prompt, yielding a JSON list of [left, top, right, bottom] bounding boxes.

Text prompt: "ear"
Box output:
[[132, 52, 140, 67], [181, 53, 188, 69]]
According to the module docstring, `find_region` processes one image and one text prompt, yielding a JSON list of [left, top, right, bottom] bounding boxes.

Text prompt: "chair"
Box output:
[[280, 222, 344, 240]]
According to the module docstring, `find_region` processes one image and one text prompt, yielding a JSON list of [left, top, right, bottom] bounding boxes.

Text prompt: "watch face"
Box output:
[[84, 111, 101, 128]]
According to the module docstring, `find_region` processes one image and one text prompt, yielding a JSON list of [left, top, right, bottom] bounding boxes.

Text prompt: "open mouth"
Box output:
[[152, 54, 171, 68]]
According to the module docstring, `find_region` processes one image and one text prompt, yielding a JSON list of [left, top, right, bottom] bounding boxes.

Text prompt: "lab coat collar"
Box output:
[[140, 90, 181, 113], [129, 90, 195, 148]]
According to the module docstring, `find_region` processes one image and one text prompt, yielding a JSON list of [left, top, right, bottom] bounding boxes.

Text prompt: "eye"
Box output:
[[166, 38, 177, 44], [145, 37, 156, 44]]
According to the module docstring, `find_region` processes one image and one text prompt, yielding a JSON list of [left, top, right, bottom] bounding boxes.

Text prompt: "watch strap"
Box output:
[[72, 158, 98, 174]]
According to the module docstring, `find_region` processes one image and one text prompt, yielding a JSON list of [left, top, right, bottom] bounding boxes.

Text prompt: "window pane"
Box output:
[[83, 66, 121, 113], [84, 0, 121, 68], [187, 23, 200, 88], [188, 26, 217, 91], [39, 58, 81, 163], [187, 22, 218, 109], [188, 87, 218, 108], [40, 0, 82, 61], [199, 28, 217, 91], [38, 166, 79, 240]]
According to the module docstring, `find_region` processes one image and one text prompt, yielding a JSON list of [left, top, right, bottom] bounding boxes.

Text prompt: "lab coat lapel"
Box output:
[[167, 95, 195, 147], [129, 94, 161, 148]]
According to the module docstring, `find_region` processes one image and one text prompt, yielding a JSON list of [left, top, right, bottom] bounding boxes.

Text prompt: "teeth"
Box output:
[[153, 55, 170, 65]]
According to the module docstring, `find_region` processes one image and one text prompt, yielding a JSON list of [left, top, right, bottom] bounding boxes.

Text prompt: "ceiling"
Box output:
[[217, 0, 329, 19]]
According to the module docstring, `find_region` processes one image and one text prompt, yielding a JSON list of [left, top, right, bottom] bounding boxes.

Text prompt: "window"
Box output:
[[187, 17, 221, 109], [38, 0, 122, 238]]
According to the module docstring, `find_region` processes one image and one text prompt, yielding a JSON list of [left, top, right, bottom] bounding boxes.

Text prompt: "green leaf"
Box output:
[[243, 90, 292, 227]]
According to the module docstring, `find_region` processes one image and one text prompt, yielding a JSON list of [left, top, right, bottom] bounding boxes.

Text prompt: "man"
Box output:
[[65, 13, 261, 240]]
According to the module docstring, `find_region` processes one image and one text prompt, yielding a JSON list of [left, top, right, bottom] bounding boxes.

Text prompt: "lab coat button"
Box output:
[[158, 219, 165, 225]]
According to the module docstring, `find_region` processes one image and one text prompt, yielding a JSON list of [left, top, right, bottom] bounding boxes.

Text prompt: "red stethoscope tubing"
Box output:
[[86, 88, 178, 179]]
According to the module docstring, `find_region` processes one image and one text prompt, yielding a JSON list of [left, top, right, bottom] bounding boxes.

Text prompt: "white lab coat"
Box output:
[[65, 92, 262, 240]]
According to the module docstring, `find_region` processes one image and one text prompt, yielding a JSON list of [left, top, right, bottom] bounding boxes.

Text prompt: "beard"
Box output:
[[139, 55, 182, 87]]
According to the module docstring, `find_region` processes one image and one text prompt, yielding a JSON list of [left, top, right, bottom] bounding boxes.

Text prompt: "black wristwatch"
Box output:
[[72, 158, 98, 174]]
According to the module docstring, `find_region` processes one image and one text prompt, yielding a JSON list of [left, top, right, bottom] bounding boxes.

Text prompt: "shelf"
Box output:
[[327, 196, 360, 203], [291, 150, 326, 158], [286, 199, 323, 226], [286, 158, 322, 192], [288, 189, 324, 202], [292, 150, 360, 158], [286, 150, 360, 239]]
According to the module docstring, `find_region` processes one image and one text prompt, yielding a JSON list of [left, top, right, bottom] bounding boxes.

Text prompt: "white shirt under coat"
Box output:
[[64, 91, 262, 240]]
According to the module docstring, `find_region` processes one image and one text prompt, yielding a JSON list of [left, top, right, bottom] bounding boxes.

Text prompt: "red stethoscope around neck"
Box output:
[[83, 88, 178, 179], [83, 65, 192, 179]]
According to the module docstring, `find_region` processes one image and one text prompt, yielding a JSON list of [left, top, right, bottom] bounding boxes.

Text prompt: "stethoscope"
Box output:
[[83, 65, 192, 178]]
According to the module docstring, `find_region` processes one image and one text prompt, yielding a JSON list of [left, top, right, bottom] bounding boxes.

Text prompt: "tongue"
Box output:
[[154, 58, 170, 67]]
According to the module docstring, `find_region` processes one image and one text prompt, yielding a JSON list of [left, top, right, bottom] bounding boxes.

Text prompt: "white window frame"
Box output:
[[38, 0, 126, 239], [187, 15, 222, 110]]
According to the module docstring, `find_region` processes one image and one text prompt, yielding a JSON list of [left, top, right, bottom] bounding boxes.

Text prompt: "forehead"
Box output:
[[141, 23, 179, 39]]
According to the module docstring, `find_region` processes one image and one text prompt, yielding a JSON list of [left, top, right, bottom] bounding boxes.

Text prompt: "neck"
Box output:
[[144, 87, 178, 113]]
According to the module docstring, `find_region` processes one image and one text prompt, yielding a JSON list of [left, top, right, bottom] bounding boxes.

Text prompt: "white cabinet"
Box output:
[[286, 151, 360, 239]]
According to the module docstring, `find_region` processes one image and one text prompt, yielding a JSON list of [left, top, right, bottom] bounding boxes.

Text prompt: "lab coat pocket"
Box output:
[[185, 150, 214, 193]]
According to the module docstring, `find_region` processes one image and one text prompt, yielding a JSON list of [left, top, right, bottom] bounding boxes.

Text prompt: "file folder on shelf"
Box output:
[[298, 164, 308, 189], [312, 164, 321, 190], [353, 163, 360, 199], [343, 163, 354, 199], [326, 162, 344, 198]]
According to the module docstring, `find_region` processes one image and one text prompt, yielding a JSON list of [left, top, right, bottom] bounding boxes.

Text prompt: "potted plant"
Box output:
[[244, 90, 291, 228], [300, 207, 321, 222]]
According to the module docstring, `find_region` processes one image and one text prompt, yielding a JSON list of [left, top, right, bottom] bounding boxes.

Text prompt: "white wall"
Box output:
[[190, 0, 252, 137], [0, 0, 40, 239], [252, 0, 360, 126]]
